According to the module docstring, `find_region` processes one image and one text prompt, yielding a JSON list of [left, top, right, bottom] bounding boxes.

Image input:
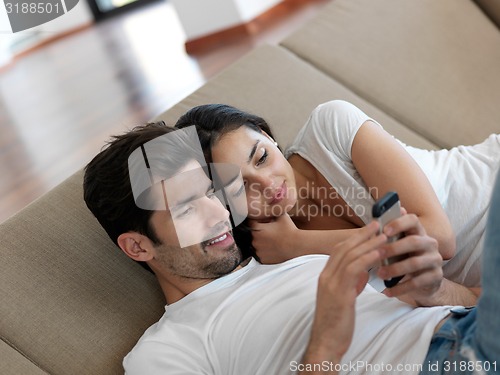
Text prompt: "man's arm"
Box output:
[[298, 222, 386, 374], [298, 216, 446, 374]]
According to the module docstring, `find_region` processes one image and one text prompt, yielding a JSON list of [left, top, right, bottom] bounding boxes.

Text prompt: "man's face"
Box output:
[[148, 160, 242, 279]]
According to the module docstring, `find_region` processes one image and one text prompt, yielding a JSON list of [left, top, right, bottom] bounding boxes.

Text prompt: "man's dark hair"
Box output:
[[174, 104, 278, 260], [83, 121, 205, 272]]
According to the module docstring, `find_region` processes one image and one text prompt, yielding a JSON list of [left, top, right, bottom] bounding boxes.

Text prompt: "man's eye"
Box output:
[[256, 150, 268, 166], [177, 206, 194, 218]]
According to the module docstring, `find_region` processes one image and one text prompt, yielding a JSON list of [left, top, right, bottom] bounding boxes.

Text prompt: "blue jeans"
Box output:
[[420, 170, 500, 374]]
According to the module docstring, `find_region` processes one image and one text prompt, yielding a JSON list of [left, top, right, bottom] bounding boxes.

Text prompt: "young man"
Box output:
[[84, 122, 499, 374]]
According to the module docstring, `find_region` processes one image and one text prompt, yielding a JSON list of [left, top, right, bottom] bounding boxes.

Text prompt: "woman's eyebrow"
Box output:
[[247, 140, 260, 164]]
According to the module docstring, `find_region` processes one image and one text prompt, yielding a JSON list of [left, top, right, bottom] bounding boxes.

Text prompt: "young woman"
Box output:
[[175, 100, 500, 290]]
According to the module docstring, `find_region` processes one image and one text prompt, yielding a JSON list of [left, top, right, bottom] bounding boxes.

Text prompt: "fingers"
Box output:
[[381, 233, 439, 260], [384, 265, 443, 297], [383, 213, 425, 238], [323, 222, 386, 275], [330, 221, 381, 256], [378, 240, 442, 277], [248, 213, 293, 230], [319, 228, 386, 298], [378, 234, 443, 296], [248, 218, 274, 228]]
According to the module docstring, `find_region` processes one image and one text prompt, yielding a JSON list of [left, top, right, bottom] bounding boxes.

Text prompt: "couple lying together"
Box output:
[[84, 100, 500, 374]]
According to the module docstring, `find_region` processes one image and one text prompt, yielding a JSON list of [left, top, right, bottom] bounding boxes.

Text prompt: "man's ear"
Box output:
[[117, 232, 154, 262]]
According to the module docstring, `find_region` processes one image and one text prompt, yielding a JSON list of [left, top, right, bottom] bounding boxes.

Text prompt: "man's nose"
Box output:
[[204, 194, 230, 227]]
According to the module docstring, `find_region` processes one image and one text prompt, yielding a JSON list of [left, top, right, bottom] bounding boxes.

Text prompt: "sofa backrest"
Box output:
[[154, 45, 438, 151], [281, 0, 500, 148]]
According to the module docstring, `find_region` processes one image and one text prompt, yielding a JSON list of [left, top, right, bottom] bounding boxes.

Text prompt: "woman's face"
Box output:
[[211, 126, 297, 220]]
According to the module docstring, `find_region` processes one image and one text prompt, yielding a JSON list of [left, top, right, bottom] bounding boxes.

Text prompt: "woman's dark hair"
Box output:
[[174, 104, 277, 162], [83, 121, 205, 272], [174, 104, 277, 260]]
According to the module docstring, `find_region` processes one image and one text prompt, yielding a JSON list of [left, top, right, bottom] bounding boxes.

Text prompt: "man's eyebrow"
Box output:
[[173, 194, 197, 209], [247, 140, 260, 164]]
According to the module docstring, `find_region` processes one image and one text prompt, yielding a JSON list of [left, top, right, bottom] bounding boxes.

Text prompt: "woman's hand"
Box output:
[[249, 214, 301, 264]]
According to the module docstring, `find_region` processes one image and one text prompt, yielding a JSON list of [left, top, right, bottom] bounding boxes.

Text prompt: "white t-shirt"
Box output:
[[285, 100, 500, 287], [124, 256, 451, 375]]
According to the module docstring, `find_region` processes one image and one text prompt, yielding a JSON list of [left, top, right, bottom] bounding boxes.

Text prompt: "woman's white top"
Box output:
[[285, 100, 500, 286]]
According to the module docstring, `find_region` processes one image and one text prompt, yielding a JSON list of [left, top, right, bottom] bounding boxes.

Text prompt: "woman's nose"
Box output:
[[247, 174, 273, 191]]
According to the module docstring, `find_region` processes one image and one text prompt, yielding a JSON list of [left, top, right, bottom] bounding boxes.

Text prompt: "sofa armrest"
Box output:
[[0, 170, 165, 375], [0, 340, 48, 375]]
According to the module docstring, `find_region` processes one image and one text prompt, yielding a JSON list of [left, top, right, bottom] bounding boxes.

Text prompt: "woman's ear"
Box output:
[[117, 232, 154, 262]]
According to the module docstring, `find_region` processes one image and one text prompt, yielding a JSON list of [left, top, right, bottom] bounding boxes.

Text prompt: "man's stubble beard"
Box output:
[[199, 241, 243, 278], [156, 239, 243, 280]]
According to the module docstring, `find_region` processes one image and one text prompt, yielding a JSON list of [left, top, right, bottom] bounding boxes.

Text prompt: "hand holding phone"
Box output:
[[372, 192, 407, 288]]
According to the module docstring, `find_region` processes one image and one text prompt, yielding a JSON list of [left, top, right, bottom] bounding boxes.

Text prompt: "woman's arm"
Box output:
[[251, 212, 481, 306], [351, 121, 456, 260], [394, 279, 480, 307], [249, 214, 363, 264]]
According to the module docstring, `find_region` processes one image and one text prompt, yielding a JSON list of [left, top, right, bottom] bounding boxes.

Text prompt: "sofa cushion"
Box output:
[[0, 170, 165, 375], [155, 44, 438, 150], [281, 0, 500, 148]]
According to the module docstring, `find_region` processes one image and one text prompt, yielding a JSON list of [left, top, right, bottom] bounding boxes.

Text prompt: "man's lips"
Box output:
[[269, 182, 286, 204], [204, 231, 234, 248]]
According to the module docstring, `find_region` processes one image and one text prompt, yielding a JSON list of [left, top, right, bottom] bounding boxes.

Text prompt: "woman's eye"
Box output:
[[256, 150, 268, 166]]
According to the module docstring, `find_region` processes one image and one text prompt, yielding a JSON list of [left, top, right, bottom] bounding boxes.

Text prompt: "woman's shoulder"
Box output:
[[290, 100, 373, 155]]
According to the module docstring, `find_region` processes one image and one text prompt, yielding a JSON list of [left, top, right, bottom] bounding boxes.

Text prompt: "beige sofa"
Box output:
[[1, 0, 499, 373]]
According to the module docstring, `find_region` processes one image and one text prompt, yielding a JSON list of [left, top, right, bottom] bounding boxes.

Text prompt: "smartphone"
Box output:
[[372, 192, 406, 288]]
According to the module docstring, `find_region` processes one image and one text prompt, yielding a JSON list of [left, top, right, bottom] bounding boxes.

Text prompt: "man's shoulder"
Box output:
[[130, 309, 204, 347], [123, 316, 208, 373]]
